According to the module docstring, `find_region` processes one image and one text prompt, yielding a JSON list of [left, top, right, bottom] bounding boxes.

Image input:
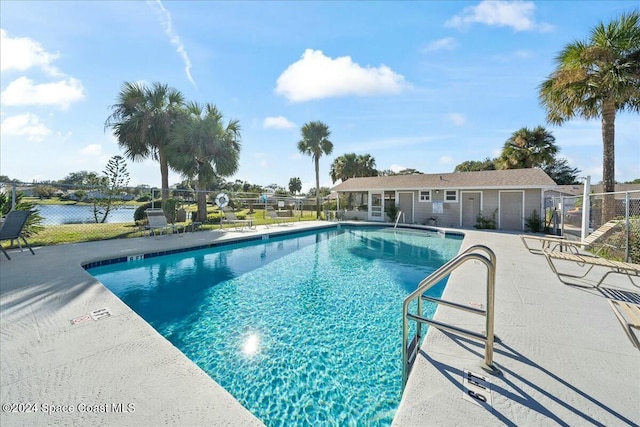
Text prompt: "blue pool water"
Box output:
[[89, 226, 463, 426]]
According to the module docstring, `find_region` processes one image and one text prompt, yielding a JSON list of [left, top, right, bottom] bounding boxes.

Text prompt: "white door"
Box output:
[[398, 192, 413, 223], [461, 192, 481, 228], [369, 192, 383, 221], [500, 191, 524, 230]]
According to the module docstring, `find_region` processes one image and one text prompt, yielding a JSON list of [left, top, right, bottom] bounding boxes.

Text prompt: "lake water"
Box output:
[[36, 204, 136, 225]]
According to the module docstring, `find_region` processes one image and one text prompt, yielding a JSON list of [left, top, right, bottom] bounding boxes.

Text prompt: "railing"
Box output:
[[394, 211, 404, 228], [402, 245, 499, 389]]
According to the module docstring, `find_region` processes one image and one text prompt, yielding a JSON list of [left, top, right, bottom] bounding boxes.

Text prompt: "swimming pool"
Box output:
[[89, 226, 463, 426]]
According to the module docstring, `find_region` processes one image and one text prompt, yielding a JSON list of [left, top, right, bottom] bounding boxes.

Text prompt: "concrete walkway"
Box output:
[[394, 229, 639, 426], [1, 223, 638, 426]]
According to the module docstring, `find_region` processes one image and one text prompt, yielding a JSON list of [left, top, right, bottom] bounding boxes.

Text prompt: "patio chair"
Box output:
[[543, 250, 639, 288], [145, 209, 182, 236], [220, 208, 253, 231], [265, 207, 295, 228], [520, 220, 620, 256], [1, 210, 36, 260]]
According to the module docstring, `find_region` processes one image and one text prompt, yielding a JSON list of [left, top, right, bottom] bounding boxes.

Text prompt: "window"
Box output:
[[419, 190, 431, 202], [445, 190, 458, 202]]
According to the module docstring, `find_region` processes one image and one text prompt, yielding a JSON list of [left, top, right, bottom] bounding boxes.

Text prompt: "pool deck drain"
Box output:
[[1, 222, 638, 426]]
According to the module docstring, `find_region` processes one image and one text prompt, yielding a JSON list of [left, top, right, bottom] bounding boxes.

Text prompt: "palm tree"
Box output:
[[330, 153, 378, 183], [105, 81, 185, 201], [288, 177, 302, 195], [356, 154, 378, 177], [297, 121, 333, 219], [169, 102, 241, 222], [330, 153, 358, 183], [539, 11, 640, 219], [495, 126, 559, 169]]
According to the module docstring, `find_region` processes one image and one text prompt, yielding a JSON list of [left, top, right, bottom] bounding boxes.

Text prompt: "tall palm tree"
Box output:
[[539, 11, 640, 219], [496, 126, 558, 170], [105, 81, 185, 201], [297, 121, 333, 219], [169, 102, 241, 222]]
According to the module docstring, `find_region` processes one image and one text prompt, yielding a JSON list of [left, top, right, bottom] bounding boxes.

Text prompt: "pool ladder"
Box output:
[[402, 244, 499, 389]]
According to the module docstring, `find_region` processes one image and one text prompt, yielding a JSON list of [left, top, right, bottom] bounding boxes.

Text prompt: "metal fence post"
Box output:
[[581, 176, 590, 241], [625, 191, 630, 262], [11, 182, 17, 210]]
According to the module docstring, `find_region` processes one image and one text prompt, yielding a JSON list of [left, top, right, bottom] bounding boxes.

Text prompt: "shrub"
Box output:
[[163, 198, 179, 223], [474, 209, 497, 230], [0, 190, 44, 236], [134, 200, 162, 222], [386, 204, 398, 221], [525, 209, 544, 233]]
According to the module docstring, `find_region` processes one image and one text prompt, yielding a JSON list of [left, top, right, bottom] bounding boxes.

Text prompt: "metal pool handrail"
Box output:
[[394, 211, 404, 229], [402, 244, 499, 389]]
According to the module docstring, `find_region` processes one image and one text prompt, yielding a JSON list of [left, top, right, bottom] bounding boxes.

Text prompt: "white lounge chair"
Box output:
[[544, 250, 639, 288], [220, 208, 253, 231], [520, 220, 620, 256], [145, 209, 182, 236], [607, 299, 640, 350], [265, 207, 295, 228]]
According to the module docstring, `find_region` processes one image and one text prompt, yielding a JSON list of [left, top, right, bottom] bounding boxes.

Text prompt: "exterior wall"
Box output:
[[413, 190, 461, 227], [524, 189, 543, 219], [337, 188, 545, 230], [342, 210, 368, 221]]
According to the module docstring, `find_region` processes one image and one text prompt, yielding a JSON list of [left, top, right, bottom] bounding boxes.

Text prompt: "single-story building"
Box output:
[[330, 168, 557, 231]]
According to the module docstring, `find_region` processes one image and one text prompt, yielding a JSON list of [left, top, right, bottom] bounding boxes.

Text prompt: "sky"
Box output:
[[1, 0, 639, 192]]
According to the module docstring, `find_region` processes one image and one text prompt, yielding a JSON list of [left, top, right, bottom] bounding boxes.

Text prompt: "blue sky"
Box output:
[[1, 1, 638, 191]]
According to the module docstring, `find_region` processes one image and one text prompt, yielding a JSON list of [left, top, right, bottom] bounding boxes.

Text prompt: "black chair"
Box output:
[[1, 210, 36, 260]]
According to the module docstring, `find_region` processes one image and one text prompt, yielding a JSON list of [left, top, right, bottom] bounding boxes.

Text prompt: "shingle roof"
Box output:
[[331, 168, 557, 191]]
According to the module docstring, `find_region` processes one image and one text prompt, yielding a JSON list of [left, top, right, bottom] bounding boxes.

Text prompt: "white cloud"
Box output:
[[438, 156, 454, 165], [447, 113, 467, 126], [1, 76, 85, 110], [147, 0, 196, 87], [275, 49, 409, 102], [0, 112, 52, 142], [389, 164, 406, 173], [422, 37, 458, 53], [0, 28, 62, 76], [445, 0, 553, 32], [80, 144, 102, 156], [263, 116, 296, 129]]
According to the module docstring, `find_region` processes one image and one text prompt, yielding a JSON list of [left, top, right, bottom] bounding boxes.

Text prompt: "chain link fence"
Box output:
[[4, 181, 638, 262], [545, 190, 639, 263], [1, 182, 335, 248]]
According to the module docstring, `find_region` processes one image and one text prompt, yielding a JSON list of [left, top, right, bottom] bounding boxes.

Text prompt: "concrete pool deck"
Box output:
[[1, 222, 638, 426]]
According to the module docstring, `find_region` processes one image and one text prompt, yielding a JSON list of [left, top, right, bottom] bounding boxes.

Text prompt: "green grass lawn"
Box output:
[[3, 209, 323, 249]]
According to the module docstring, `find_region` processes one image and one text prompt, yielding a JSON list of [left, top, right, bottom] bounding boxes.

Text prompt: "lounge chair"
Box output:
[[145, 209, 182, 236], [220, 208, 253, 231], [520, 220, 620, 255], [607, 299, 640, 350], [265, 207, 295, 228], [544, 250, 640, 288], [1, 210, 36, 260]]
